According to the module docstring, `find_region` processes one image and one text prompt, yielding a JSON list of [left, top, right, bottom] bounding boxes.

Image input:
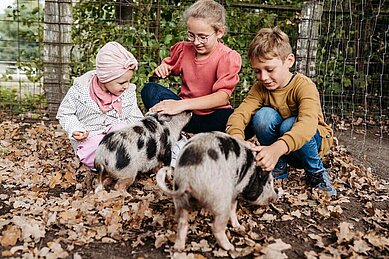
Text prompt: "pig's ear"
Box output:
[[145, 110, 157, 117], [255, 166, 271, 183], [157, 113, 172, 122]]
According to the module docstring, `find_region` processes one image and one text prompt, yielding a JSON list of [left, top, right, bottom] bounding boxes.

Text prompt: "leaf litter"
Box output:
[[0, 117, 388, 258]]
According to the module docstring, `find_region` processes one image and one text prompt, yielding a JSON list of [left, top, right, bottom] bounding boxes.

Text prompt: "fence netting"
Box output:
[[0, 0, 388, 159]]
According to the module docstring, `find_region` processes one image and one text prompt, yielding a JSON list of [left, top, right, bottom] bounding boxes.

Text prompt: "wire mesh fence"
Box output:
[[0, 0, 388, 131]]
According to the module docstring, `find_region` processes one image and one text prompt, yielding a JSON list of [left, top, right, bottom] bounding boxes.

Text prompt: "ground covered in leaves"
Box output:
[[0, 116, 388, 258]]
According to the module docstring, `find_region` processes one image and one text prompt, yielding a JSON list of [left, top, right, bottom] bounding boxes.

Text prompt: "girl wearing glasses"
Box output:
[[141, 0, 241, 165], [141, 0, 241, 133]]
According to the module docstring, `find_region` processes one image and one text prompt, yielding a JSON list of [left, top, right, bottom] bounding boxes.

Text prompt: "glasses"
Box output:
[[187, 32, 215, 44]]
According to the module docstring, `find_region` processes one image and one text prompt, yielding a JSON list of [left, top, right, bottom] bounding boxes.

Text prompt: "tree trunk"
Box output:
[[296, 1, 323, 77], [43, 0, 72, 119]]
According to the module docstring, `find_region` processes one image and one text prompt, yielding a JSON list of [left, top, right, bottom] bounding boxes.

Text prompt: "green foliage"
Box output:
[[0, 0, 45, 117], [0, 87, 18, 111], [224, 2, 299, 102], [71, 1, 299, 102], [315, 1, 389, 97], [0, 86, 46, 115], [0, 0, 43, 84], [71, 1, 188, 92], [0, 0, 387, 115], [22, 93, 47, 112]]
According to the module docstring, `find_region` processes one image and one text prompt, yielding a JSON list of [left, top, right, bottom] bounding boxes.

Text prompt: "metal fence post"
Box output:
[[44, 0, 72, 119], [296, 0, 323, 77]]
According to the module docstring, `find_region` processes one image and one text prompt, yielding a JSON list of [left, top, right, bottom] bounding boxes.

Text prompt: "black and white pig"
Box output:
[[156, 131, 278, 251], [94, 111, 191, 193]]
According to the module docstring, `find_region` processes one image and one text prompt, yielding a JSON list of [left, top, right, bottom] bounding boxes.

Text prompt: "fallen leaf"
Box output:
[[351, 239, 371, 254], [336, 222, 354, 243], [0, 225, 21, 246], [260, 239, 291, 258], [308, 233, 325, 248], [365, 232, 389, 249], [12, 216, 45, 242], [260, 213, 276, 221]]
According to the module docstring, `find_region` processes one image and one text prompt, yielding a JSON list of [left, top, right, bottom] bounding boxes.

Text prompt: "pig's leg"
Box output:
[[95, 173, 112, 193], [213, 212, 234, 251], [151, 161, 164, 174], [114, 175, 136, 194], [230, 200, 245, 231], [174, 207, 189, 251]]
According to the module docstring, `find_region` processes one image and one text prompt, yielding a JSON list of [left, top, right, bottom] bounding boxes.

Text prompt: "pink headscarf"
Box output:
[[96, 41, 138, 83]]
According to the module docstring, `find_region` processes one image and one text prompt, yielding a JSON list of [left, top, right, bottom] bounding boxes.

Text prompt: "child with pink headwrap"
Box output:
[[57, 41, 144, 169]]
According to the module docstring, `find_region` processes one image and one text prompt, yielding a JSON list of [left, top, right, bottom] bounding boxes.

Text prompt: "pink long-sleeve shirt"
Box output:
[[162, 41, 242, 115]]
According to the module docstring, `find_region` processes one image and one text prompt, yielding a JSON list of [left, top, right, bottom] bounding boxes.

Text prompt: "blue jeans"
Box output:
[[141, 82, 234, 133], [251, 107, 324, 174]]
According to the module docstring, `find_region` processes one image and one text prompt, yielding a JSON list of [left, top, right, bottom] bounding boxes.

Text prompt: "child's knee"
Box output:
[[279, 116, 296, 135], [254, 107, 280, 123], [141, 82, 155, 97], [77, 148, 96, 169], [252, 107, 281, 131]]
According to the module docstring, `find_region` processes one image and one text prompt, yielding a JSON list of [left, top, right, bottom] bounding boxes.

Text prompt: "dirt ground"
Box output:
[[0, 116, 388, 259], [333, 128, 389, 182]]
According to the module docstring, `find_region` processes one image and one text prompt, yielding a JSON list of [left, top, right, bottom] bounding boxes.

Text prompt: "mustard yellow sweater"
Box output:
[[227, 73, 333, 157]]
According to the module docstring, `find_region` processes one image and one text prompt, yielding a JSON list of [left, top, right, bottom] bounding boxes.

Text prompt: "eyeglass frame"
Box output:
[[186, 31, 216, 44]]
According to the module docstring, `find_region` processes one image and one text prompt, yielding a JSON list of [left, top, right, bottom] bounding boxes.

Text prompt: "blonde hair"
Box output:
[[248, 27, 292, 62], [183, 0, 226, 32]]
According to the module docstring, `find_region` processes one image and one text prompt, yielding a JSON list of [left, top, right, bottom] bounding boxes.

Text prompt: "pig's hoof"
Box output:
[[221, 242, 235, 251], [173, 242, 185, 252], [94, 184, 104, 193], [232, 225, 246, 235], [120, 190, 131, 197]]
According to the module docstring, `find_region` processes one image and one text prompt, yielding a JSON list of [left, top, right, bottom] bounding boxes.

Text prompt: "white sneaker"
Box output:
[[170, 135, 188, 167]]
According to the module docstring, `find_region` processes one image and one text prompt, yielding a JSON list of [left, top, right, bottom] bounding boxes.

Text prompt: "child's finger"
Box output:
[[246, 142, 256, 149], [162, 68, 169, 77], [250, 145, 262, 152], [77, 131, 86, 137], [155, 69, 162, 78], [73, 131, 81, 137]]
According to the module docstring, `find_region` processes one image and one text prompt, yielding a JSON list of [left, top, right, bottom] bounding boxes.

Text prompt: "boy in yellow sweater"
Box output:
[[226, 27, 336, 197]]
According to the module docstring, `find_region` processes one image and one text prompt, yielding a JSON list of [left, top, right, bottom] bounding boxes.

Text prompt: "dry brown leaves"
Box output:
[[0, 118, 388, 258]]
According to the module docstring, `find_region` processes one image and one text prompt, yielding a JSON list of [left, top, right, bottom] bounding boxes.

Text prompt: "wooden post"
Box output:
[[296, 1, 323, 77], [43, 0, 72, 119]]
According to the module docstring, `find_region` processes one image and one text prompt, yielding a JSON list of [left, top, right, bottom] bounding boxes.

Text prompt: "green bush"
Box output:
[[70, 1, 300, 106], [0, 87, 18, 112], [0, 86, 46, 116]]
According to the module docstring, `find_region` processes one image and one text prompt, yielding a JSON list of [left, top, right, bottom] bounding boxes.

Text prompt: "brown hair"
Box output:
[[248, 27, 292, 62], [183, 0, 226, 32]]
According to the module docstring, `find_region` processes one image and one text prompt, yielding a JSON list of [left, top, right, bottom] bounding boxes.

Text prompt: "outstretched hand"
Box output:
[[154, 63, 172, 78], [150, 99, 186, 115], [250, 140, 288, 171]]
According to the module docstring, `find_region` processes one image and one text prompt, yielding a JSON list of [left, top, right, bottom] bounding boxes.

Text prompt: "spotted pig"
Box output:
[[94, 111, 191, 193], [156, 131, 278, 251]]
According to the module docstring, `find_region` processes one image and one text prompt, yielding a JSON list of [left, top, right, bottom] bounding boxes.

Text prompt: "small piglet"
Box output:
[[156, 131, 278, 251], [94, 111, 191, 193]]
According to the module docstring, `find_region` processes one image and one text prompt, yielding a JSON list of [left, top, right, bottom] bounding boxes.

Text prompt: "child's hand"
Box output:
[[245, 141, 257, 149], [150, 99, 185, 115], [155, 63, 172, 78], [251, 145, 279, 171], [250, 141, 288, 171], [72, 131, 89, 141]]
